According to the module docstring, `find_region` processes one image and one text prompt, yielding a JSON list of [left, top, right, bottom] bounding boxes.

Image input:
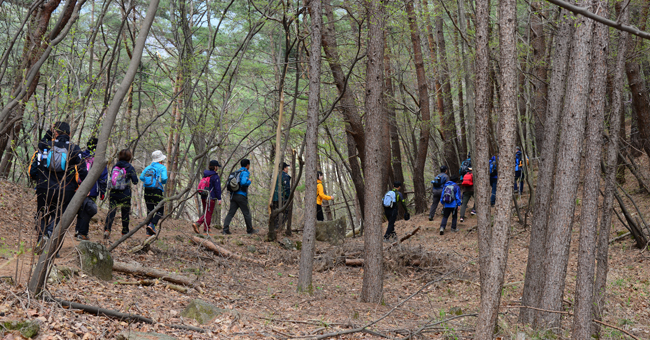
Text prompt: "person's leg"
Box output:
[[222, 196, 239, 233], [120, 196, 131, 235], [235, 195, 254, 233], [451, 207, 458, 230], [440, 208, 452, 230], [460, 192, 470, 218], [35, 189, 48, 239], [490, 179, 497, 206], [519, 171, 525, 194], [105, 198, 118, 233], [430, 191, 441, 219], [76, 197, 96, 238], [383, 207, 396, 239], [150, 189, 164, 227], [316, 204, 324, 221], [203, 199, 216, 232], [196, 198, 207, 227], [514, 170, 521, 193]]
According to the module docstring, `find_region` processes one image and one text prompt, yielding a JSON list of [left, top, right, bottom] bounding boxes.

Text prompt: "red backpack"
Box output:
[[462, 172, 474, 186], [197, 176, 211, 197]]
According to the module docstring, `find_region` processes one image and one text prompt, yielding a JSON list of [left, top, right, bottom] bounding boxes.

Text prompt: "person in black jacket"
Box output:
[[271, 162, 292, 232], [29, 122, 86, 248], [74, 138, 108, 240], [103, 149, 138, 239]]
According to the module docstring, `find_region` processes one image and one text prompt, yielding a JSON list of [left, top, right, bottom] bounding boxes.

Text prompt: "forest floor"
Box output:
[[1, 177, 650, 340]]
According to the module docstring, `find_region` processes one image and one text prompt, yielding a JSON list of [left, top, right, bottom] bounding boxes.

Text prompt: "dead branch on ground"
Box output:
[[190, 235, 266, 266]]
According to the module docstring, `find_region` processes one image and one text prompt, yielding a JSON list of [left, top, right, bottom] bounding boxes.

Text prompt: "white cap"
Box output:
[[151, 150, 167, 163]]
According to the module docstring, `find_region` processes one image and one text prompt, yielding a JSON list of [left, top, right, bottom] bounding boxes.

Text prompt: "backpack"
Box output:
[[226, 169, 244, 192], [143, 167, 163, 190], [46, 146, 69, 172], [490, 159, 498, 177], [460, 159, 471, 177], [462, 172, 474, 186], [85, 156, 94, 172], [383, 190, 397, 208], [198, 176, 211, 198], [442, 184, 455, 204], [432, 174, 445, 189], [108, 166, 128, 190]]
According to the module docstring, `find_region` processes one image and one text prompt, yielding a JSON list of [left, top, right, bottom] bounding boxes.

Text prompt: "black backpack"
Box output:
[[460, 158, 471, 177], [432, 174, 446, 189]]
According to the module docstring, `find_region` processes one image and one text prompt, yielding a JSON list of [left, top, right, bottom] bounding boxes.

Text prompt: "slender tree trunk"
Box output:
[[298, 0, 322, 293], [475, 0, 517, 336], [519, 12, 573, 325], [458, 0, 475, 157], [384, 44, 407, 207], [536, 0, 595, 328], [530, 3, 548, 154], [360, 0, 386, 304], [404, 0, 431, 214], [593, 5, 629, 337], [571, 3, 608, 337]]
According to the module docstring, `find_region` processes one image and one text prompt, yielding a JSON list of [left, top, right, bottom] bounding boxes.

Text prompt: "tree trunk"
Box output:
[[571, 3, 608, 337], [360, 0, 386, 304], [298, 0, 322, 293], [536, 0, 595, 328], [625, 60, 650, 158], [404, 0, 431, 214], [458, 0, 475, 157], [530, 3, 548, 154], [519, 11, 573, 326]]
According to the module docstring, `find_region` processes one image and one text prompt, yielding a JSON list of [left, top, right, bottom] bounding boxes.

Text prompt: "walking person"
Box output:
[[140, 150, 168, 236], [489, 155, 499, 206], [316, 171, 334, 221], [429, 166, 449, 221], [193, 160, 222, 234], [222, 159, 257, 235], [439, 176, 462, 235], [459, 168, 476, 222], [271, 162, 291, 231], [513, 146, 527, 195], [104, 149, 138, 239], [383, 182, 409, 241], [75, 138, 108, 240]]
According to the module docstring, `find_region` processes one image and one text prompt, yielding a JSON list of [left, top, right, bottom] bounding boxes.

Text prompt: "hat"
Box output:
[[209, 160, 221, 167], [87, 137, 99, 151], [151, 150, 167, 163], [282, 162, 290, 169], [53, 122, 70, 135], [516, 146, 521, 150]]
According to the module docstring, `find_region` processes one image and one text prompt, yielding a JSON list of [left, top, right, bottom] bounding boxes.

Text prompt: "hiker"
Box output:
[[316, 171, 334, 221], [271, 162, 292, 231], [140, 150, 168, 236], [104, 149, 138, 239], [383, 181, 410, 241], [429, 166, 449, 221], [459, 168, 476, 222], [29, 122, 86, 248], [193, 160, 222, 234], [489, 155, 498, 206], [74, 138, 108, 241], [222, 159, 257, 235], [514, 146, 527, 195], [459, 154, 471, 180], [439, 176, 462, 235]]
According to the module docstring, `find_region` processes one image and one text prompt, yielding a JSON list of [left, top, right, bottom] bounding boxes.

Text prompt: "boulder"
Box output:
[[181, 299, 230, 325], [116, 331, 177, 340], [1, 320, 40, 338], [280, 238, 295, 250], [315, 217, 346, 245], [76, 241, 113, 281]]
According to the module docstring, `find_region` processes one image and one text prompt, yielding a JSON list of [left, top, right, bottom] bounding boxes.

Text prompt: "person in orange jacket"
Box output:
[[316, 171, 334, 221]]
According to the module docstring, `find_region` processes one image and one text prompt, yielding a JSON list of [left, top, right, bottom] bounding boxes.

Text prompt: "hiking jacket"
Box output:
[[387, 189, 408, 211], [273, 171, 291, 202], [30, 135, 86, 192], [316, 179, 332, 205], [140, 162, 168, 192], [515, 151, 522, 172], [439, 181, 462, 208], [80, 150, 108, 198], [202, 170, 222, 201], [431, 172, 449, 192], [109, 160, 138, 197], [233, 167, 251, 197], [489, 156, 498, 180]]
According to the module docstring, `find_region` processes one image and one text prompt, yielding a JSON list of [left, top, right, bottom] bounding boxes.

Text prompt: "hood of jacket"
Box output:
[[114, 160, 132, 169], [203, 169, 218, 177]]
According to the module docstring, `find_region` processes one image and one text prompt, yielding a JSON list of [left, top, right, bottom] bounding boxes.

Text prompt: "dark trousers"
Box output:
[[223, 193, 253, 233], [144, 188, 164, 226], [514, 170, 524, 194], [105, 192, 131, 233], [460, 190, 475, 218], [36, 188, 74, 239], [316, 204, 324, 221], [271, 201, 286, 231], [429, 189, 443, 218], [383, 207, 398, 239], [76, 196, 98, 236], [440, 207, 458, 230], [196, 198, 216, 231], [490, 178, 498, 206]]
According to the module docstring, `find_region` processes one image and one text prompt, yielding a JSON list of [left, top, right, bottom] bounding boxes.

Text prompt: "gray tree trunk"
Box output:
[[298, 0, 322, 293]]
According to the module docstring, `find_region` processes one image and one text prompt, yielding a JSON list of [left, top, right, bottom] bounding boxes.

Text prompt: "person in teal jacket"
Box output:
[[139, 150, 168, 236], [439, 176, 462, 235]]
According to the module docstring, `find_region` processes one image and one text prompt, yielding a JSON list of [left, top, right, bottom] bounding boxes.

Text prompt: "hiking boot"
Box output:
[[460, 217, 464, 223], [146, 223, 156, 236], [222, 228, 231, 235], [383, 237, 391, 243], [428, 217, 433, 221], [192, 223, 200, 234], [76, 235, 89, 241], [247, 229, 259, 235], [470, 210, 476, 215], [103, 230, 110, 239], [451, 227, 458, 233], [122, 229, 130, 236], [439, 227, 444, 235]]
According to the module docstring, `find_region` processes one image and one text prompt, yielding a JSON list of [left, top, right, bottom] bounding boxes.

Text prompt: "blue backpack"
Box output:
[[432, 174, 446, 189], [143, 167, 163, 190]]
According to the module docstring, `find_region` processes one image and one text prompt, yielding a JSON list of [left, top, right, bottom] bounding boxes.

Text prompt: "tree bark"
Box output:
[[536, 0, 595, 328], [571, 3, 608, 337], [360, 0, 386, 304], [113, 261, 197, 287], [298, 0, 322, 293], [519, 11, 573, 325], [530, 3, 548, 155]]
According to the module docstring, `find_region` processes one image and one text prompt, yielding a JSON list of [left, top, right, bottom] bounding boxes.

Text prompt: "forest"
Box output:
[[1, 0, 650, 338]]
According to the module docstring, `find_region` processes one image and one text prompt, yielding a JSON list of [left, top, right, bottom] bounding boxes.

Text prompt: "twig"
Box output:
[[408, 313, 479, 339], [385, 226, 421, 250], [610, 232, 631, 244], [592, 319, 641, 340], [504, 305, 571, 314]]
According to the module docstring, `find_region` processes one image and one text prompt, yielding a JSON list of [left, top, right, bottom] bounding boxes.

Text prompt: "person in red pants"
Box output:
[[193, 160, 222, 234]]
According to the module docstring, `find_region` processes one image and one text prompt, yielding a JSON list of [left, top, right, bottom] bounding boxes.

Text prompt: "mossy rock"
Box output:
[[180, 299, 232, 325], [315, 217, 346, 246], [449, 306, 463, 315], [76, 241, 113, 281], [2, 320, 40, 338]]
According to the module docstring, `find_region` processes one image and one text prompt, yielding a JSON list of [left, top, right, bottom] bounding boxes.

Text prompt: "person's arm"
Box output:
[[283, 174, 291, 199], [73, 146, 88, 182], [139, 167, 147, 181], [456, 186, 462, 207], [160, 165, 168, 184], [98, 167, 108, 198], [29, 152, 39, 181], [399, 191, 408, 211], [240, 170, 251, 187], [212, 175, 222, 201], [130, 165, 139, 185], [317, 183, 332, 201]]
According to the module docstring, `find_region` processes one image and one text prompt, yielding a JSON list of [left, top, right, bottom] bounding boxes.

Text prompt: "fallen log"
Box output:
[[191, 236, 266, 266], [115, 279, 156, 286], [167, 284, 188, 294], [386, 226, 421, 250], [113, 261, 197, 287], [345, 259, 364, 266]]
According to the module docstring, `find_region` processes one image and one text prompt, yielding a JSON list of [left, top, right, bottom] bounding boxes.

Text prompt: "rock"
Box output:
[[247, 245, 257, 253], [116, 331, 177, 340], [280, 238, 295, 250], [232, 239, 244, 246], [449, 306, 463, 315], [315, 217, 346, 245], [76, 241, 113, 281], [181, 299, 231, 325], [1, 320, 40, 338]]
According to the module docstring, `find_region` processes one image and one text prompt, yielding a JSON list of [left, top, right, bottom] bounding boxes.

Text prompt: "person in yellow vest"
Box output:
[[316, 171, 334, 221]]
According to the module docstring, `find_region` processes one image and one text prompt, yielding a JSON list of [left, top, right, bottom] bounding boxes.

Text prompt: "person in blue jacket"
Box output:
[[74, 137, 108, 240], [104, 149, 138, 239], [489, 155, 499, 206], [222, 159, 257, 235], [514, 146, 525, 195], [193, 160, 222, 234], [140, 150, 168, 236], [439, 176, 462, 235]]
